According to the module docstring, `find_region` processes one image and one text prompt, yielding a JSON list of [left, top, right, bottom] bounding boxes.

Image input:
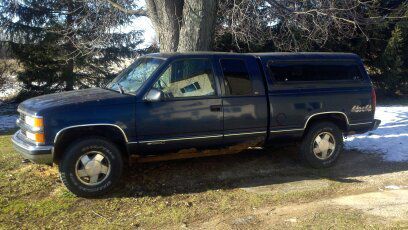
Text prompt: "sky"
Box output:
[[128, 16, 156, 48], [127, 0, 156, 48]]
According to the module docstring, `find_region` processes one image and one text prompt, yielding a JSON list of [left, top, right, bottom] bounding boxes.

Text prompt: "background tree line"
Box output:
[[0, 0, 407, 101]]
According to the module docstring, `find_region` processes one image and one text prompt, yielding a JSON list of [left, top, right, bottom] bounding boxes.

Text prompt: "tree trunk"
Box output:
[[177, 0, 217, 52], [145, 0, 218, 52], [145, 0, 184, 52], [64, 59, 74, 91]]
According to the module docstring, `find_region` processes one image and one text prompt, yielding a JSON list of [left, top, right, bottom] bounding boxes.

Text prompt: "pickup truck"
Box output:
[[12, 52, 381, 197]]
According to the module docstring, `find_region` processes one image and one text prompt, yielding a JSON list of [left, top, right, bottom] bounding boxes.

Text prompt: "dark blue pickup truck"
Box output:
[[12, 52, 380, 197]]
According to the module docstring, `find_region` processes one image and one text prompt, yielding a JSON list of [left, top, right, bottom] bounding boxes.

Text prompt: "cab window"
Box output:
[[220, 59, 252, 96], [153, 59, 217, 99]]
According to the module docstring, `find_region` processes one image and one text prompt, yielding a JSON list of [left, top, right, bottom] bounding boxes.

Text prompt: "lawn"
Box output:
[[0, 134, 277, 229], [1, 134, 407, 229]]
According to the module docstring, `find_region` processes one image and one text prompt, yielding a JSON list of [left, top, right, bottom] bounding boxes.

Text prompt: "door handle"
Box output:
[[210, 105, 222, 112]]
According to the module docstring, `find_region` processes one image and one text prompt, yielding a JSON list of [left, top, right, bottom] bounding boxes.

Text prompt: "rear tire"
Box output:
[[299, 122, 343, 168], [59, 138, 123, 198]]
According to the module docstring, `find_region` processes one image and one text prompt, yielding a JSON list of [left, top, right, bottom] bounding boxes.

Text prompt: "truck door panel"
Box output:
[[135, 58, 223, 154], [217, 56, 268, 145]]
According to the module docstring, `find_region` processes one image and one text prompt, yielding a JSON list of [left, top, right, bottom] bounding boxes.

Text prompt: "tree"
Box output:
[[214, 0, 408, 95], [0, 0, 143, 97], [0, 61, 10, 89], [378, 20, 408, 94], [144, 0, 218, 52], [108, 0, 386, 52], [108, 0, 217, 52], [325, 0, 408, 95], [215, 0, 388, 52]]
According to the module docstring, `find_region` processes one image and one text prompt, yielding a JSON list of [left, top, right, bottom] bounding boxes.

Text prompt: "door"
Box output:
[[135, 58, 223, 154], [217, 57, 268, 146]]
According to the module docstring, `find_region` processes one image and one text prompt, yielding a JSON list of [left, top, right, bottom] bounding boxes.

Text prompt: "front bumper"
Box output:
[[11, 131, 54, 164], [371, 119, 381, 130]]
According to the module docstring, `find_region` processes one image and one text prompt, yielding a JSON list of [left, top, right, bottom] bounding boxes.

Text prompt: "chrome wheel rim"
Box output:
[[313, 132, 336, 160], [75, 151, 111, 186]]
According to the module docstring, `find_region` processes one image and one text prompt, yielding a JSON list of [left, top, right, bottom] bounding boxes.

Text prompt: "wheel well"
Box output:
[[53, 126, 128, 164], [304, 113, 348, 134]]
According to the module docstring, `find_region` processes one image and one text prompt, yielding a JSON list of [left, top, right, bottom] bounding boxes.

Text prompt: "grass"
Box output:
[[0, 134, 272, 229], [0, 134, 407, 229]]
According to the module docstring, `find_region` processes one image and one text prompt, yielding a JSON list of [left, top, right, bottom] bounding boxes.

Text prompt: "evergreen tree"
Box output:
[[359, 0, 408, 95], [381, 24, 408, 94], [0, 0, 143, 97]]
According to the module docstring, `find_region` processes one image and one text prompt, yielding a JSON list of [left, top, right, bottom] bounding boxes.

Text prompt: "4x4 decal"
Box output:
[[351, 105, 372, 113]]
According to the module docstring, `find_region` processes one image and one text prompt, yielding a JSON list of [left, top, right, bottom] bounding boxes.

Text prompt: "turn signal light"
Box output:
[[26, 132, 45, 144]]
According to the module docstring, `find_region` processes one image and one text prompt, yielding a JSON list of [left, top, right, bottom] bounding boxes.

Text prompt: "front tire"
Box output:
[[299, 122, 343, 168], [59, 138, 123, 197]]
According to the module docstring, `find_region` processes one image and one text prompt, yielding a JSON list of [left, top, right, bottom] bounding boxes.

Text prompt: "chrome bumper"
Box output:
[[11, 131, 54, 164]]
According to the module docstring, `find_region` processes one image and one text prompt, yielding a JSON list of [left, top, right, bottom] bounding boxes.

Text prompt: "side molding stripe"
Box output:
[[138, 134, 223, 144], [270, 111, 351, 133], [223, 131, 265, 137], [138, 131, 266, 145], [54, 124, 129, 144], [349, 122, 373, 126]]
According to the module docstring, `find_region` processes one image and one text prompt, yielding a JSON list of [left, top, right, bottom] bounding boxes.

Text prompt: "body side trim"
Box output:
[[305, 111, 349, 127], [138, 134, 223, 144], [270, 111, 350, 133], [54, 124, 129, 144], [224, 131, 266, 137], [270, 128, 304, 133], [349, 121, 373, 126], [138, 131, 266, 144]]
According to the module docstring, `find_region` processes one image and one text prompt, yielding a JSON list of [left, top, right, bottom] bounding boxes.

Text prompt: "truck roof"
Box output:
[[146, 52, 361, 60]]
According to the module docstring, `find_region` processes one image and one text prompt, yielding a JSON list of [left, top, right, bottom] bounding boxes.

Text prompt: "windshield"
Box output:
[[107, 57, 164, 95]]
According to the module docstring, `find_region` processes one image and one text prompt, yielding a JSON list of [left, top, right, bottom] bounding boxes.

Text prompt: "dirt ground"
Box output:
[[131, 147, 408, 229], [1, 134, 407, 229]]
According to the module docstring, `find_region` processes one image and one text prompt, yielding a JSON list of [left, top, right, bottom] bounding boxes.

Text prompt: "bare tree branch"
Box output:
[[105, 0, 147, 16], [216, 0, 382, 51]]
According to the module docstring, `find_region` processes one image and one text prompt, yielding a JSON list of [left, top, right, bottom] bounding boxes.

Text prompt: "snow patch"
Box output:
[[345, 106, 408, 162], [0, 103, 18, 133], [0, 114, 18, 132], [0, 74, 22, 101], [384, 185, 408, 190]]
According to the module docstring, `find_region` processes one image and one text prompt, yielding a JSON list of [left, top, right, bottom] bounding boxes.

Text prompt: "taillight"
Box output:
[[371, 88, 376, 113]]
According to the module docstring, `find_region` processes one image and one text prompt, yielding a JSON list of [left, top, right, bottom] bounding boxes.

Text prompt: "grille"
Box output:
[[18, 112, 28, 138], [19, 113, 26, 123]]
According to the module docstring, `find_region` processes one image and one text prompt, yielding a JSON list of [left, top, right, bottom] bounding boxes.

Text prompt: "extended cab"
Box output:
[[12, 52, 380, 197]]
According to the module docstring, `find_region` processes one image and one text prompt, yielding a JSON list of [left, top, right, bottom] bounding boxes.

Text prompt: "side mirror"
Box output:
[[144, 89, 162, 102]]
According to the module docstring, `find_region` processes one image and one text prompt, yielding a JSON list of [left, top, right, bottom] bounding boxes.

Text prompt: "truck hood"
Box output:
[[19, 88, 131, 115]]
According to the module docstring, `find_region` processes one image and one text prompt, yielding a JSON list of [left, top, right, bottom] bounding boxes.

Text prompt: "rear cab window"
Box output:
[[219, 59, 253, 96]]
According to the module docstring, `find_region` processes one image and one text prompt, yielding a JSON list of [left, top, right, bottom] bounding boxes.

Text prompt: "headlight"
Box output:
[[26, 131, 45, 144], [20, 113, 45, 144], [25, 116, 44, 129]]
